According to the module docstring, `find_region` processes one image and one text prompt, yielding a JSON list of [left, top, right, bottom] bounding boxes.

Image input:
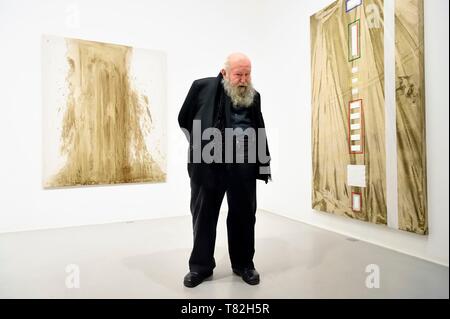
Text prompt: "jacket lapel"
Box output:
[[200, 73, 223, 133]]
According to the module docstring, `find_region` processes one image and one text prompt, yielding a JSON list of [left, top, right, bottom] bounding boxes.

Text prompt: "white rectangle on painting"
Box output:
[[351, 123, 361, 130], [351, 134, 361, 141], [350, 112, 361, 120], [350, 100, 362, 109], [351, 145, 361, 152], [351, 24, 358, 57], [347, 165, 366, 187], [352, 66, 359, 73], [352, 78, 359, 84], [352, 88, 359, 95], [352, 193, 361, 211], [347, 0, 363, 12]]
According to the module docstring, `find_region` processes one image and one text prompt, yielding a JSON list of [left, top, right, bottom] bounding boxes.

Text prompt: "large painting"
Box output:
[[42, 35, 167, 188], [311, 0, 427, 234]]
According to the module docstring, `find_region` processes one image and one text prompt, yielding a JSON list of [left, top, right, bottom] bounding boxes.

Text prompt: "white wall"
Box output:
[[0, 0, 448, 267], [0, 0, 266, 233], [257, 0, 449, 266]]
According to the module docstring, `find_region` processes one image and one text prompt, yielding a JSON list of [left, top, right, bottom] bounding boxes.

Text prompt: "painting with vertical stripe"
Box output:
[[310, 0, 427, 235]]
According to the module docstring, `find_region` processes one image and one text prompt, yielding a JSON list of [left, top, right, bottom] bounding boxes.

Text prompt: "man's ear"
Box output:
[[220, 69, 226, 77]]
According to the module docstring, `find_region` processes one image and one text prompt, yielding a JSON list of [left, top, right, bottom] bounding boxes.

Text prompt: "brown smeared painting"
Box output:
[[395, 0, 427, 234], [42, 36, 167, 188], [311, 0, 427, 235]]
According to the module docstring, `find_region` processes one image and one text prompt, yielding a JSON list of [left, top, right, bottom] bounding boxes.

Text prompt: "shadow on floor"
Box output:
[[121, 236, 312, 293]]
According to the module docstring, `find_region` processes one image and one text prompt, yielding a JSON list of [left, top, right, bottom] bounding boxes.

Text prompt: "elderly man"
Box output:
[[178, 53, 271, 288]]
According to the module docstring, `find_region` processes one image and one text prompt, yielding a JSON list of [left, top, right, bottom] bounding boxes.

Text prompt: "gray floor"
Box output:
[[0, 211, 448, 299]]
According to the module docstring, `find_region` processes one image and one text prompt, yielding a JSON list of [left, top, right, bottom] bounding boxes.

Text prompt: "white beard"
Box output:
[[222, 78, 256, 108]]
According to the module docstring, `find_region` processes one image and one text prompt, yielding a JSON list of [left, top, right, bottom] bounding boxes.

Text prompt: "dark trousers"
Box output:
[[188, 164, 257, 274]]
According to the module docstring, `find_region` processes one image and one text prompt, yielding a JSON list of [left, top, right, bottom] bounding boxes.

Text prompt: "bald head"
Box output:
[[221, 52, 252, 87], [223, 53, 251, 71]]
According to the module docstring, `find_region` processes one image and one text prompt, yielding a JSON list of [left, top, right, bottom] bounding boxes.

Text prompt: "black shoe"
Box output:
[[183, 271, 213, 288], [233, 268, 260, 285]]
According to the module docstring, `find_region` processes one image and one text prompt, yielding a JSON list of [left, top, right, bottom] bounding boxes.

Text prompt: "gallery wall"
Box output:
[[257, 0, 449, 266], [0, 0, 267, 232], [0, 0, 448, 266]]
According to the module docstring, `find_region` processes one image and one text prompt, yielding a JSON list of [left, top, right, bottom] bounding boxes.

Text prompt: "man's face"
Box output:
[[225, 62, 252, 88], [222, 61, 255, 107]]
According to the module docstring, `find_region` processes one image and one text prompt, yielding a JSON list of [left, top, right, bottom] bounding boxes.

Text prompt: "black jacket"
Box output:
[[178, 73, 271, 184]]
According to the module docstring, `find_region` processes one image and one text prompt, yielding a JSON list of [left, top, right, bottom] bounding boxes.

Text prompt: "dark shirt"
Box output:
[[230, 104, 252, 130]]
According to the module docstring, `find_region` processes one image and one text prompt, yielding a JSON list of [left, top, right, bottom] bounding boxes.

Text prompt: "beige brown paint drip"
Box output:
[[45, 39, 165, 188], [395, 0, 428, 234]]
